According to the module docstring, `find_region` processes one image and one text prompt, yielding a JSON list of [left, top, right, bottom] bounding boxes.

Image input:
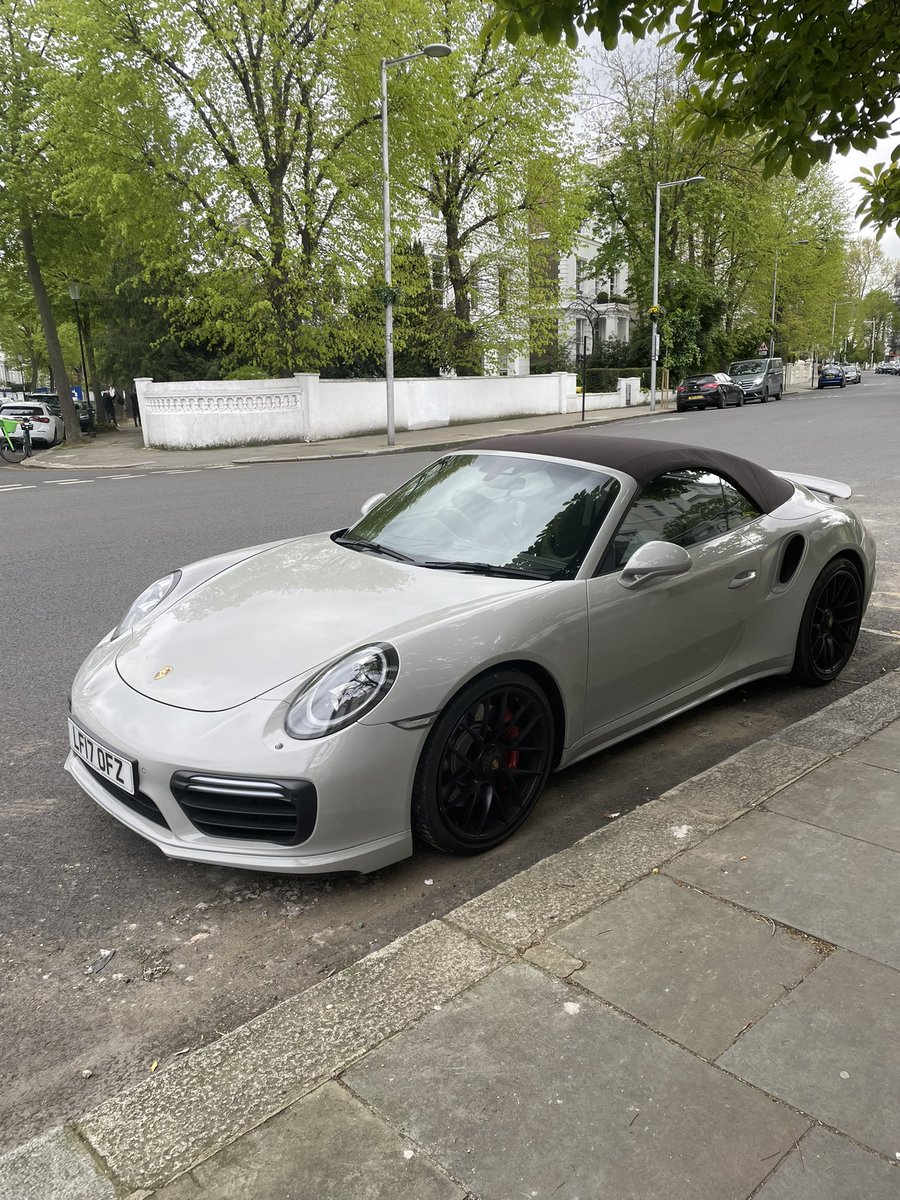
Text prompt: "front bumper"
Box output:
[[67, 652, 422, 873]]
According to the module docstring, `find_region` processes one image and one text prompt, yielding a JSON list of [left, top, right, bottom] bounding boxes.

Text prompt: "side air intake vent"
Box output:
[[778, 534, 806, 585]]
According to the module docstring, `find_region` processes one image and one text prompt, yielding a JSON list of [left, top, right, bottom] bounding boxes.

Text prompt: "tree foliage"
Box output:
[[582, 44, 851, 375], [491, 0, 900, 232]]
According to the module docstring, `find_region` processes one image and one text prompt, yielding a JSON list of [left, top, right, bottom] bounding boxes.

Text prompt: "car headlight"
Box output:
[[113, 571, 182, 638], [285, 643, 399, 740]]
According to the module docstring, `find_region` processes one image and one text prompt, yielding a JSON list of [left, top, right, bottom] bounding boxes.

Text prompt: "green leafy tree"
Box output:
[[0, 0, 80, 438], [491, 1, 900, 232], [583, 44, 850, 373], [396, 0, 584, 374]]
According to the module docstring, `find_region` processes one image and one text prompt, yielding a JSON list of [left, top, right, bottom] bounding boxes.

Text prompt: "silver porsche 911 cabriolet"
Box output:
[[66, 433, 875, 874]]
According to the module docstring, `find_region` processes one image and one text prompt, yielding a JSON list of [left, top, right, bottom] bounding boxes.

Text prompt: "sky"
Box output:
[[830, 142, 900, 261]]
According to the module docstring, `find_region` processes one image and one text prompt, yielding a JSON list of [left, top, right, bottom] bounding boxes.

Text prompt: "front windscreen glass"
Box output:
[[344, 453, 620, 580], [729, 360, 765, 376]]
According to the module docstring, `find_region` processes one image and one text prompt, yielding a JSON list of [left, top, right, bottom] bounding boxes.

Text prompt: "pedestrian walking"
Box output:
[[103, 386, 117, 427], [129, 387, 141, 427]]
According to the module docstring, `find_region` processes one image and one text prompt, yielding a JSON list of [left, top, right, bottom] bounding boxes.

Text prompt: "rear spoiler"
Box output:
[[772, 470, 852, 501]]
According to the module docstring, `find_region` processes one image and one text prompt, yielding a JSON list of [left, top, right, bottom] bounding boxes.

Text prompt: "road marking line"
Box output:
[[861, 627, 900, 638], [99, 474, 146, 479], [0, 483, 37, 491], [45, 479, 93, 485], [160, 468, 201, 474]]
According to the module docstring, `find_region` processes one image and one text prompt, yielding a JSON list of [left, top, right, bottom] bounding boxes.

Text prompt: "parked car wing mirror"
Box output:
[[360, 492, 387, 517], [618, 541, 692, 589]]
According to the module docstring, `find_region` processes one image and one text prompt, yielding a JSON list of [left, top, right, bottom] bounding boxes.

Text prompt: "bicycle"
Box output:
[[0, 415, 33, 464]]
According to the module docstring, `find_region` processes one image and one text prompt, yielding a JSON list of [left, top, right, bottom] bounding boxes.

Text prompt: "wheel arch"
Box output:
[[829, 546, 866, 589]]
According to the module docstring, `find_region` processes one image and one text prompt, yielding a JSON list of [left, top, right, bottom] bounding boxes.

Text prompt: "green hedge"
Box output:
[[580, 366, 650, 393]]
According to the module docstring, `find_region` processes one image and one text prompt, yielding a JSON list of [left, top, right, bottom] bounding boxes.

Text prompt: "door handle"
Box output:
[[728, 570, 757, 589]]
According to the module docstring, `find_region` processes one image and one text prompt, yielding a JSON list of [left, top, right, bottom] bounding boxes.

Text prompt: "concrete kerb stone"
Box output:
[[447, 802, 721, 952], [0, 1126, 117, 1200], [74, 921, 502, 1193], [772, 670, 900, 754], [657, 738, 829, 824]]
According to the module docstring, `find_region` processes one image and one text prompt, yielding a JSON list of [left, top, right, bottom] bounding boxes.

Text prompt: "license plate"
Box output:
[[688, 394, 702, 400], [68, 719, 136, 795]]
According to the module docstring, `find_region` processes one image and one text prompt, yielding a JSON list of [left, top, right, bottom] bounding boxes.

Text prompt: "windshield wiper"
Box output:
[[419, 559, 546, 579], [334, 536, 416, 563]]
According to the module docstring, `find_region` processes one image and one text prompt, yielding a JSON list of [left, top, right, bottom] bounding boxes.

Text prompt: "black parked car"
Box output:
[[675, 372, 744, 411], [818, 363, 846, 390]]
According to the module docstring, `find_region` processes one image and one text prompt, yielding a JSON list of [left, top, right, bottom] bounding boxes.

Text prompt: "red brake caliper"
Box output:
[[503, 708, 520, 770]]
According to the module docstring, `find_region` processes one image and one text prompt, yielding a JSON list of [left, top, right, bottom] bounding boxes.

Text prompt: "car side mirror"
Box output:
[[360, 492, 387, 517], [618, 541, 692, 589]]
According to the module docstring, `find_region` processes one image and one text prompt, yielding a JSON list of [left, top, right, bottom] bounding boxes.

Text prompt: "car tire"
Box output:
[[716, 392, 726, 409], [736, 392, 744, 406], [676, 403, 686, 412], [818, 382, 824, 389], [790, 556, 863, 687], [411, 668, 555, 855], [841, 379, 846, 387], [761, 389, 769, 403]]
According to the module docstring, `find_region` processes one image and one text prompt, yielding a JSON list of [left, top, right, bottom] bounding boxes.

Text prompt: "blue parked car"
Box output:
[[818, 363, 846, 390]]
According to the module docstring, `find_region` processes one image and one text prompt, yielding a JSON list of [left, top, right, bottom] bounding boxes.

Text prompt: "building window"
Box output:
[[575, 257, 589, 295], [609, 268, 619, 295]]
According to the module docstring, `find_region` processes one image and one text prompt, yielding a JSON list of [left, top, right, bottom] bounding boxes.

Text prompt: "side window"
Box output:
[[609, 470, 758, 569], [721, 478, 761, 530]]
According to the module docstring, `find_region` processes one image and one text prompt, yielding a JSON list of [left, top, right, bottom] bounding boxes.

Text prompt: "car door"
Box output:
[[584, 469, 763, 733]]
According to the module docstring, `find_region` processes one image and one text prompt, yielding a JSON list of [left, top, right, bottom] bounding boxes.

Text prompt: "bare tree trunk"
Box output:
[[20, 216, 81, 442]]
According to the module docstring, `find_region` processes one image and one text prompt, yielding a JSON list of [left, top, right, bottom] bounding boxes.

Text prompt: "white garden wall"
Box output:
[[135, 371, 642, 451]]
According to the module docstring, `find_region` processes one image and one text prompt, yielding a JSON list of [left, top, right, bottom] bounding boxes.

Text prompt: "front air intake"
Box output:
[[170, 772, 317, 845]]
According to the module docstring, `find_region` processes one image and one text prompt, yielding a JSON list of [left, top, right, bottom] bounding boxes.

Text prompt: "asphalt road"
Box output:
[[2, 374, 899, 1149]]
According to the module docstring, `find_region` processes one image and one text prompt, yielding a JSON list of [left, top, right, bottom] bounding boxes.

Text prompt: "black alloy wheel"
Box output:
[[412, 669, 554, 854], [790, 557, 864, 686]]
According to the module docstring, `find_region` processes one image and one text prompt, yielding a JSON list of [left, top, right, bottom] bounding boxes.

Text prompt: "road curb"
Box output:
[[5, 670, 898, 1198]]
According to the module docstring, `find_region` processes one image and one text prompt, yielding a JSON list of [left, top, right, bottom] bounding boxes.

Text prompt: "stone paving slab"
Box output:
[[344, 962, 808, 1200], [76, 921, 502, 1192], [767, 756, 900, 852], [153, 1082, 465, 1200], [551, 875, 823, 1059], [753, 1127, 900, 1200], [448, 801, 719, 951], [0, 1126, 116, 1200], [666, 810, 900, 969], [718, 951, 900, 1159], [657, 739, 827, 823], [844, 718, 900, 773]]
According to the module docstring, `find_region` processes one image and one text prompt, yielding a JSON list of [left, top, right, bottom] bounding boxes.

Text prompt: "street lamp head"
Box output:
[[68, 281, 80, 301], [423, 43, 452, 57], [685, 175, 705, 184]]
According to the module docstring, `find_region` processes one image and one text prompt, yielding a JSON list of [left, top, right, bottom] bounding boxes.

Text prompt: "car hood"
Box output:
[[115, 533, 541, 711]]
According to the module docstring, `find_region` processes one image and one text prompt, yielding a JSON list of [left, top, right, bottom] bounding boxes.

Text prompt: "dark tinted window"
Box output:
[[608, 470, 761, 568]]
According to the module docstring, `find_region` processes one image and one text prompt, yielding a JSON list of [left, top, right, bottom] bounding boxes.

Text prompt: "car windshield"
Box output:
[[682, 375, 714, 385], [729, 360, 765, 376], [343, 453, 621, 581], [0, 406, 42, 417]]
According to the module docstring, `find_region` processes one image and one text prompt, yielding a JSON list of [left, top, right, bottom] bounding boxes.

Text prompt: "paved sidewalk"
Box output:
[[22, 402, 659, 473], [3, 668, 898, 1200]]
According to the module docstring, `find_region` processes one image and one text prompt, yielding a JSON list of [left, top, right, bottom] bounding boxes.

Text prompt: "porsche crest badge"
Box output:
[[154, 665, 174, 680]]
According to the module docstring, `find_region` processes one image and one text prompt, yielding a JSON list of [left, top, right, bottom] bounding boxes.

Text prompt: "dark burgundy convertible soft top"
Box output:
[[470, 432, 795, 515]]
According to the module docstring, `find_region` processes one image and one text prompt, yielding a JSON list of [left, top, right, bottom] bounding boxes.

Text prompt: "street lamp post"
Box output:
[[650, 175, 704, 412], [769, 239, 809, 357], [68, 281, 93, 433], [381, 42, 452, 446]]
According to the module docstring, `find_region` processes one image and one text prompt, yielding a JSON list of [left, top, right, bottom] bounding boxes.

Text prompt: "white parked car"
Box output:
[[0, 400, 65, 447]]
